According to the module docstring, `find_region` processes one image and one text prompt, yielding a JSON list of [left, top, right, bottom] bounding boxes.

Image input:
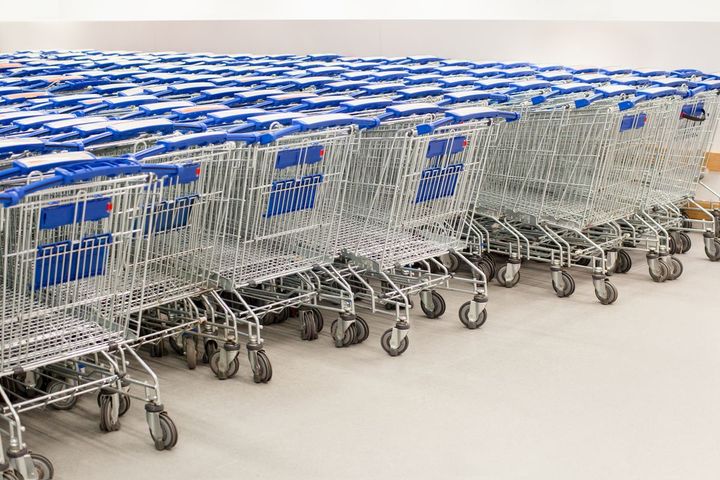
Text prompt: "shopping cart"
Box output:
[[335, 104, 518, 355], [0, 157, 188, 478], [469, 84, 682, 301], [130, 114, 376, 380], [627, 81, 720, 261]]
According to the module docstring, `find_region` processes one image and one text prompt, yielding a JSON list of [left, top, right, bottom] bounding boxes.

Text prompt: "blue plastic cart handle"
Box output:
[[618, 87, 681, 110], [395, 86, 444, 100], [81, 118, 207, 145], [134, 131, 230, 159], [44, 116, 109, 133], [0, 157, 199, 206], [0, 139, 83, 162], [417, 106, 519, 134], [204, 107, 267, 125], [286, 95, 355, 112], [334, 98, 395, 113], [683, 86, 707, 98], [404, 74, 442, 85], [360, 83, 406, 95], [377, 103, 444, 120], [438, 90, 510, 106], [258, 113, 379, 144], [575, 85, 637, 108]]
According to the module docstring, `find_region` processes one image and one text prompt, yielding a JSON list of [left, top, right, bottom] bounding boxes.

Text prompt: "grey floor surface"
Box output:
[[21, 187, 720, 479]]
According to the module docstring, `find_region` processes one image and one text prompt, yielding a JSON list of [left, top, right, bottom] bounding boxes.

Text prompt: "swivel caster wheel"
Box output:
[[458, 301, 487, 329], [28, 453, 53, 480], [330, 319, 356, 347], [149, 340, 166, 358], [151, 412, 178, 451], [307, 307, 324, 332], [552, 271, 576, 298], [420, 291, 446, 319], [705, 238, 720, 261], [679, 232, 692, 253], [496, 265, 520, 288], [352, 316, 369, 344], [299, 310, 320, 341], [209, 350, 240, 380], [668, 232, 681, 255], [99, 395, 121, 432], [444, 251, 461, 272], [97, 392, 131, 417], [252, 350, 273, 384], [595, 280, 619, 305], [47, 380, 77, 411], [203, 340, 218, 364], [649, 260, 669, 283], [168, 334, 185, 356], [184, 336, 197, 370], [666, 257, 683, 281], [615, 249, 632, 274], [575, 257, 592, 267], [477, 256, 496, 281], [384, 299, 414, 311], [380, 329, 410, 357]]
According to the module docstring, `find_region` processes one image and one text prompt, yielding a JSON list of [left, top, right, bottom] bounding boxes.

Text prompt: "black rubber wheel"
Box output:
[[496, 265, 520, 288], [307, 307, 324, 333], [380, 329, 410, 357], [209, 350, 240, 380], [420, 291, 446, 319], [203, 340, 218, 364], [666, 257, 683, 281], [705, 238, 720, 261], [458, 301, 487, 329], [575, 257, 592, 267], [596, 280, 619, 305], [679, 232, 692, 253], [185, 336, 197, 370], [300, 311, 319, 341], [384, 298, 414, 310], [275, 308, 290, 324], [252, 350, 273, 384], [168, 335, 185, 356], [616, 249, 632, 274], [477, 256, 496, 281], [47, 381, 77, 411], [668, 233, 680, 255], [118, 394, 131, 417], [149, 341, 166, 358], [152, 412, 178, 451], [30, 453, 54, 480], [552, 271, 576, 298], [330, 319, 356, 347], [444, 252, 461, 272], [649, 260, 669, 282], [262, 312, 277, 326], [353, 315, 370, 344], [99, 395, 120, 432]]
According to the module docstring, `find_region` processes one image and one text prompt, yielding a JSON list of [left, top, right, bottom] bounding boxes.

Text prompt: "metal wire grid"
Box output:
[[476, 99, 675, 229], [209, 127, 356, 287], [0, 174, 153, 374], [339, 118, 492, 270]]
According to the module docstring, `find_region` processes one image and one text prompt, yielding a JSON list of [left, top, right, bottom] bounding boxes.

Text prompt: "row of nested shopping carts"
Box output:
[[0, 49, 717, 479]]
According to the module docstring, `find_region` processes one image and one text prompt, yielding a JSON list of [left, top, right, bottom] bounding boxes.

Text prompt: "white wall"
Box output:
[[1, 16, 719, 150], [4, 0, 720, 22]]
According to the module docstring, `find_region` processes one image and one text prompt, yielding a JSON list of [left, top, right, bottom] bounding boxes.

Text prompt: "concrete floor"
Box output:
[[20, 197, 720, 479]]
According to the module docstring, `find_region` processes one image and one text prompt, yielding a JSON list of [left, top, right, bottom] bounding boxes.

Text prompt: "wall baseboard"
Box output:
[[706, 152, 720, 172]]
